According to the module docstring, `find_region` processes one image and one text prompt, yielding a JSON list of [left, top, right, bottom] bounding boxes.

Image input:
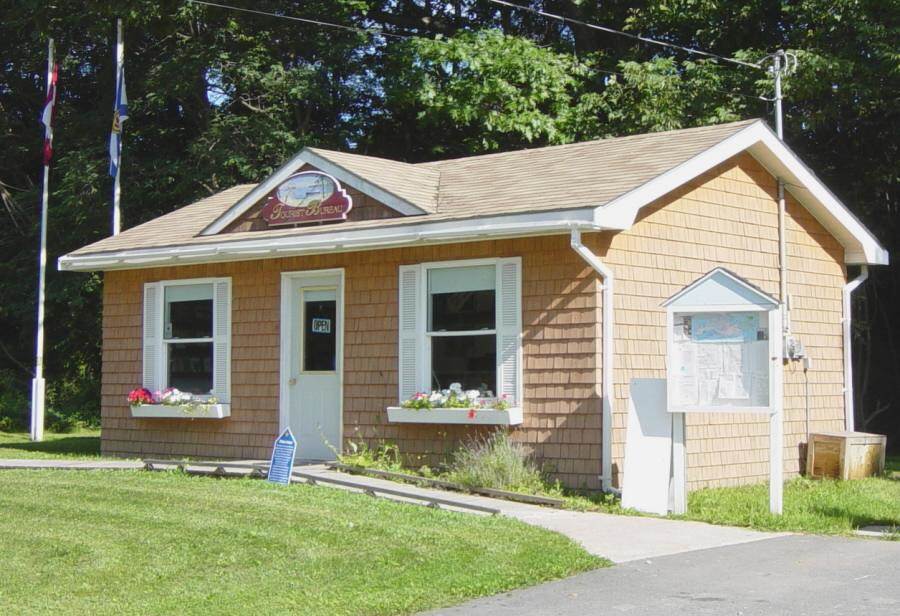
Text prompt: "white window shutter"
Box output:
[[497, 258, 522, 404], [212, 279, 231, 402], [398, 265, 421, 402], [142, 282, 161, 393]]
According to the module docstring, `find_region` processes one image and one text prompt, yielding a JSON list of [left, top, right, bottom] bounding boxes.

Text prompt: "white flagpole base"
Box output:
[[30, 377, 45, 442]]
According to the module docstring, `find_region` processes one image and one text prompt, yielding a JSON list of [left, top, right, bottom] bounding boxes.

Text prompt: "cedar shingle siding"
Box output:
[[100, 153, 846, 491]]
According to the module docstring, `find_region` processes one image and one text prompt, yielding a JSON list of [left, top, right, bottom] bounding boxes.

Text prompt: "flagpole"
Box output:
[[31, 37, 54, 442], [112, 18, 123, 235]]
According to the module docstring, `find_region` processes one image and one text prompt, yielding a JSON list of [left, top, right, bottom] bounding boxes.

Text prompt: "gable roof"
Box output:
[[60, 119, 888, 271], [662, 267, 779, 310]]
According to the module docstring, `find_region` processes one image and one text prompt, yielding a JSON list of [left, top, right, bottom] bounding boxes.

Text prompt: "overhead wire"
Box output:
[[184, 0, 768, 106], [184, 0, 411, 40], [489, 0, 763, 70]]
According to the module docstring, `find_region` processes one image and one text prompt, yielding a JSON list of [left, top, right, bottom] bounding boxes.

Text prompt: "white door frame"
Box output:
[[279, 268, 345, 453]]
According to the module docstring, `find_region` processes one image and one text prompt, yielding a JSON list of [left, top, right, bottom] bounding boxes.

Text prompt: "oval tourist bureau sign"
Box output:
[[261, 171, 353, 226]]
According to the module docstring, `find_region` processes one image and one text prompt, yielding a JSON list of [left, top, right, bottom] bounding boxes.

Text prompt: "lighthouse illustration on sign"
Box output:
[[261, 171, 353, 226]]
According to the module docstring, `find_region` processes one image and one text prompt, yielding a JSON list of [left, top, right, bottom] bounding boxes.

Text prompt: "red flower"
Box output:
[[467, 409, 477, 419], [127, 387, 154, 406]]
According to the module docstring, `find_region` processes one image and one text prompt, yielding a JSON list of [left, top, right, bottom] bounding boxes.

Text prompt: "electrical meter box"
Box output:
[[663, 268, 781, 414]]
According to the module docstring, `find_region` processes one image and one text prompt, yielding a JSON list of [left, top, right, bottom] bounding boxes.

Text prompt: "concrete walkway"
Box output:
[[0, 458, 783, 563], [297, 465, 784, 563]]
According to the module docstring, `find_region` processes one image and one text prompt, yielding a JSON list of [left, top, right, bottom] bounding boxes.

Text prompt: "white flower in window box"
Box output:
[[387, 390, 521, 425]]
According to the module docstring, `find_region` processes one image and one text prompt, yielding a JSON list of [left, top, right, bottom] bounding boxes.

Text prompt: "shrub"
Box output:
[[46, 408, 77, 433], [0, 371, 28, 431], [447, 430, 552, 495]]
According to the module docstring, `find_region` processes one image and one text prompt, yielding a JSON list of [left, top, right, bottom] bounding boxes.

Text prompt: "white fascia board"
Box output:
[[296, 150, 430, 217], [201, 149, 309, 236], [746, 129, 888, 266], [595, 122, 763, 230], [200, 149, 428, 236], [59, 208, 602, 272], [596, 121, 888, 266]]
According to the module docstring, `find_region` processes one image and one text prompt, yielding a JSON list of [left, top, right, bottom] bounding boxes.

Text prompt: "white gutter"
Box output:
[[842, 265, 869, 431], [570, 228, 614, 492], [59, 210, 603, 272]]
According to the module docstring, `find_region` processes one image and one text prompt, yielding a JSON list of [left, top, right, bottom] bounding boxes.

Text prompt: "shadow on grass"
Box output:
[[1, 435, 100, 457], [809, 503, 900, 530]]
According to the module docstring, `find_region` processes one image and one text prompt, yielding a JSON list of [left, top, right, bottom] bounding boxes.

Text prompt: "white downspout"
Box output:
[[778, 181, 790, 336], [570, 228, 614, 492], [842, 265, 869, 431]]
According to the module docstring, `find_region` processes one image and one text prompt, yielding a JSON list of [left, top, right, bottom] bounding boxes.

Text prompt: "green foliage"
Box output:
[[600, 57, 746, 133], [682, 475, 900, 535], [0, 470, 606, 613], [338, 440, 403, 472], [446, 430, 556, 495], [379, 29, 603, 155]]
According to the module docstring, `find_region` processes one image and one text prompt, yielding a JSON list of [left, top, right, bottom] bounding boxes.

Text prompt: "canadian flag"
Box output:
[[40, 62, 58, 166]]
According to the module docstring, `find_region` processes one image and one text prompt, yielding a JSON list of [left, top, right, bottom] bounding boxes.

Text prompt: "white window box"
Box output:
[[386, 406, 523, 426], [130, 403, 230, 420]]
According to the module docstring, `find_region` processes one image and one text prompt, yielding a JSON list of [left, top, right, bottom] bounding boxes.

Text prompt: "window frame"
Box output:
[[147, 277, 231, 401], [406, 257, 521, 402]]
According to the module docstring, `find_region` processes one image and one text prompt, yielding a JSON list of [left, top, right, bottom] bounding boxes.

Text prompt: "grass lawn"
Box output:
[[0, 470, 606, 615], [0, 430, 102, 459], [681, 473, 900, 535]]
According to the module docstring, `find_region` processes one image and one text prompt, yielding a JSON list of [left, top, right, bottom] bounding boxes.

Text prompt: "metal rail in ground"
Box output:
[[288, 468, 501, 515], [142, 458, 500, 515], [328, 462, 566, 508]]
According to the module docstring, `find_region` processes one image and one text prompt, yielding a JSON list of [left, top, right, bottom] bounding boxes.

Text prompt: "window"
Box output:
[[302, 289, 337, 372], [398, 258, 521, 405], [427, 265, 497, 394], [164, 284, 214, 393], [142, 278, 230, 402]]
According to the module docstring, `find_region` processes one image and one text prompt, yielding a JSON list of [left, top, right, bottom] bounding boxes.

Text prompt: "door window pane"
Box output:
[[428, 265, 496, 331], [165, 284, 213, 339], [431, 334, 496, 394], [304, 298, 337, 372], [167, 342, 213, 393]]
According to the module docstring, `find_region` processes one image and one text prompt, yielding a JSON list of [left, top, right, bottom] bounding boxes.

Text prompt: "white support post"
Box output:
[[671, 412, 686, 515], [769, 308, 785, 514], [769, 408, 784, 514]]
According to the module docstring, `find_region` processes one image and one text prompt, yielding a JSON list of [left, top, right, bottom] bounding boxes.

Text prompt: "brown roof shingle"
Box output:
[[69, 119, 759, 256]]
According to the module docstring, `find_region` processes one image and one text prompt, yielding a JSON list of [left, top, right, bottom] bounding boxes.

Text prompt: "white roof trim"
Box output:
[[597, 120, 888, 266], [662, 267, 779, 308], [200, 148, 429, 236], [59, 208, 603, 272]]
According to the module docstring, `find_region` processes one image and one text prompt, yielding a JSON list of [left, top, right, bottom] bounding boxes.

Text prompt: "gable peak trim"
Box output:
[[199, 148, 429, 236]]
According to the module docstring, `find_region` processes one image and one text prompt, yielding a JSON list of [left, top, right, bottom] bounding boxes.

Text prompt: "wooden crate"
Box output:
[[806, 432, 887, 480]]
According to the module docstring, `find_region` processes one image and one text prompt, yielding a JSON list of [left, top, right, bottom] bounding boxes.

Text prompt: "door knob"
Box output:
[[288, 377, 297, 386]]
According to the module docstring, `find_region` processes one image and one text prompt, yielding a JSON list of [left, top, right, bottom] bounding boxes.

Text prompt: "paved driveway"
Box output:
[[427, 535, 900, 616]]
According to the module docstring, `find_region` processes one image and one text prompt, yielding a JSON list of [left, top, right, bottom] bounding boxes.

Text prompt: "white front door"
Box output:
[[282, 271, 343, 460]]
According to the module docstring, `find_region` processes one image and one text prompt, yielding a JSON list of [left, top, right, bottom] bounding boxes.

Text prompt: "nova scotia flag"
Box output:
[[109, 66, 128, 176]]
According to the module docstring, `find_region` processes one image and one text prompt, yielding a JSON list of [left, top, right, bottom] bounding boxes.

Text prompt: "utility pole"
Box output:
[[766, 49, 796, 515]]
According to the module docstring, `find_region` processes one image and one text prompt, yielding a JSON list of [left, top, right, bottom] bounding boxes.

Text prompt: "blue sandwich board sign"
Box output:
[[267, 428, 297, 485]]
